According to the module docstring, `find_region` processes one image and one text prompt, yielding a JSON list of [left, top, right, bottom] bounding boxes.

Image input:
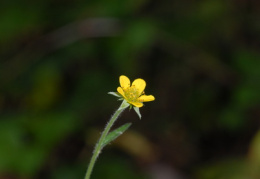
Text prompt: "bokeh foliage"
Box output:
[[0, 0, 260, 178]]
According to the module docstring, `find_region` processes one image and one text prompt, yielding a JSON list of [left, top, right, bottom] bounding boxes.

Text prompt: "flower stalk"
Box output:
[[84, 100, 129, 179]]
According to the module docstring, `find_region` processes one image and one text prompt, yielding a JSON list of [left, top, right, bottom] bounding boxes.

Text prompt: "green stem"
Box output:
[[84, 100, 128, 179]]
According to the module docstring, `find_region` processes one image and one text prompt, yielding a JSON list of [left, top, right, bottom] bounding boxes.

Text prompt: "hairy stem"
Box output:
[[84, 100, 128, 179]]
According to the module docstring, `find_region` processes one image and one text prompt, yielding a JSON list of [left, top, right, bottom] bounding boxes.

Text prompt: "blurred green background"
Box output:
[[1, 0, 260, 178]]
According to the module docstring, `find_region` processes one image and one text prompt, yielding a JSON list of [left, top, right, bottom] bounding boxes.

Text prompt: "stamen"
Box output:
[[124, 86, 139, 102]]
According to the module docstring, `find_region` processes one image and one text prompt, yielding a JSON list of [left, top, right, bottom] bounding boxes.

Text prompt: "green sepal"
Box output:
[[101, 123, 132, 148], [133, 106, 142, 119], [118, 100, 130, 110], [108, 92, 121, 98]]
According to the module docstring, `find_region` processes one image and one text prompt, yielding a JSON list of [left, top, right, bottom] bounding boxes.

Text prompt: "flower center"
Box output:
[[124, 86, 139, 102]]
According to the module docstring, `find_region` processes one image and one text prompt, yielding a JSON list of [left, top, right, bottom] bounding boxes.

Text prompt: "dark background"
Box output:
[[0, 0, 260, 178]]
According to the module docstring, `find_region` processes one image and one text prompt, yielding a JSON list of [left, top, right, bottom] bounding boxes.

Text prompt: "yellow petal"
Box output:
[[132, 78, 146, 96], [130, 101, 143, 107], [138, 95, 155, 102], [119, 75, 130, 89], [117, 87, 126, 98]]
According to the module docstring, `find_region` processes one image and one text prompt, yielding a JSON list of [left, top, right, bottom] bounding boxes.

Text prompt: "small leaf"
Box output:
[[101, 123, 132, 148], [134, 107, 142, 119], [108, 92, 121, 98]]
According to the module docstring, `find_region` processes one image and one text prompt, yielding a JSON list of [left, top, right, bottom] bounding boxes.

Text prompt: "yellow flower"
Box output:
[[117, 75, 155, 107]]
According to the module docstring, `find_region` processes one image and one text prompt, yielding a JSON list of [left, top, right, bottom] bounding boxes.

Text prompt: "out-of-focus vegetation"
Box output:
[[0, 0, 260, 178]]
